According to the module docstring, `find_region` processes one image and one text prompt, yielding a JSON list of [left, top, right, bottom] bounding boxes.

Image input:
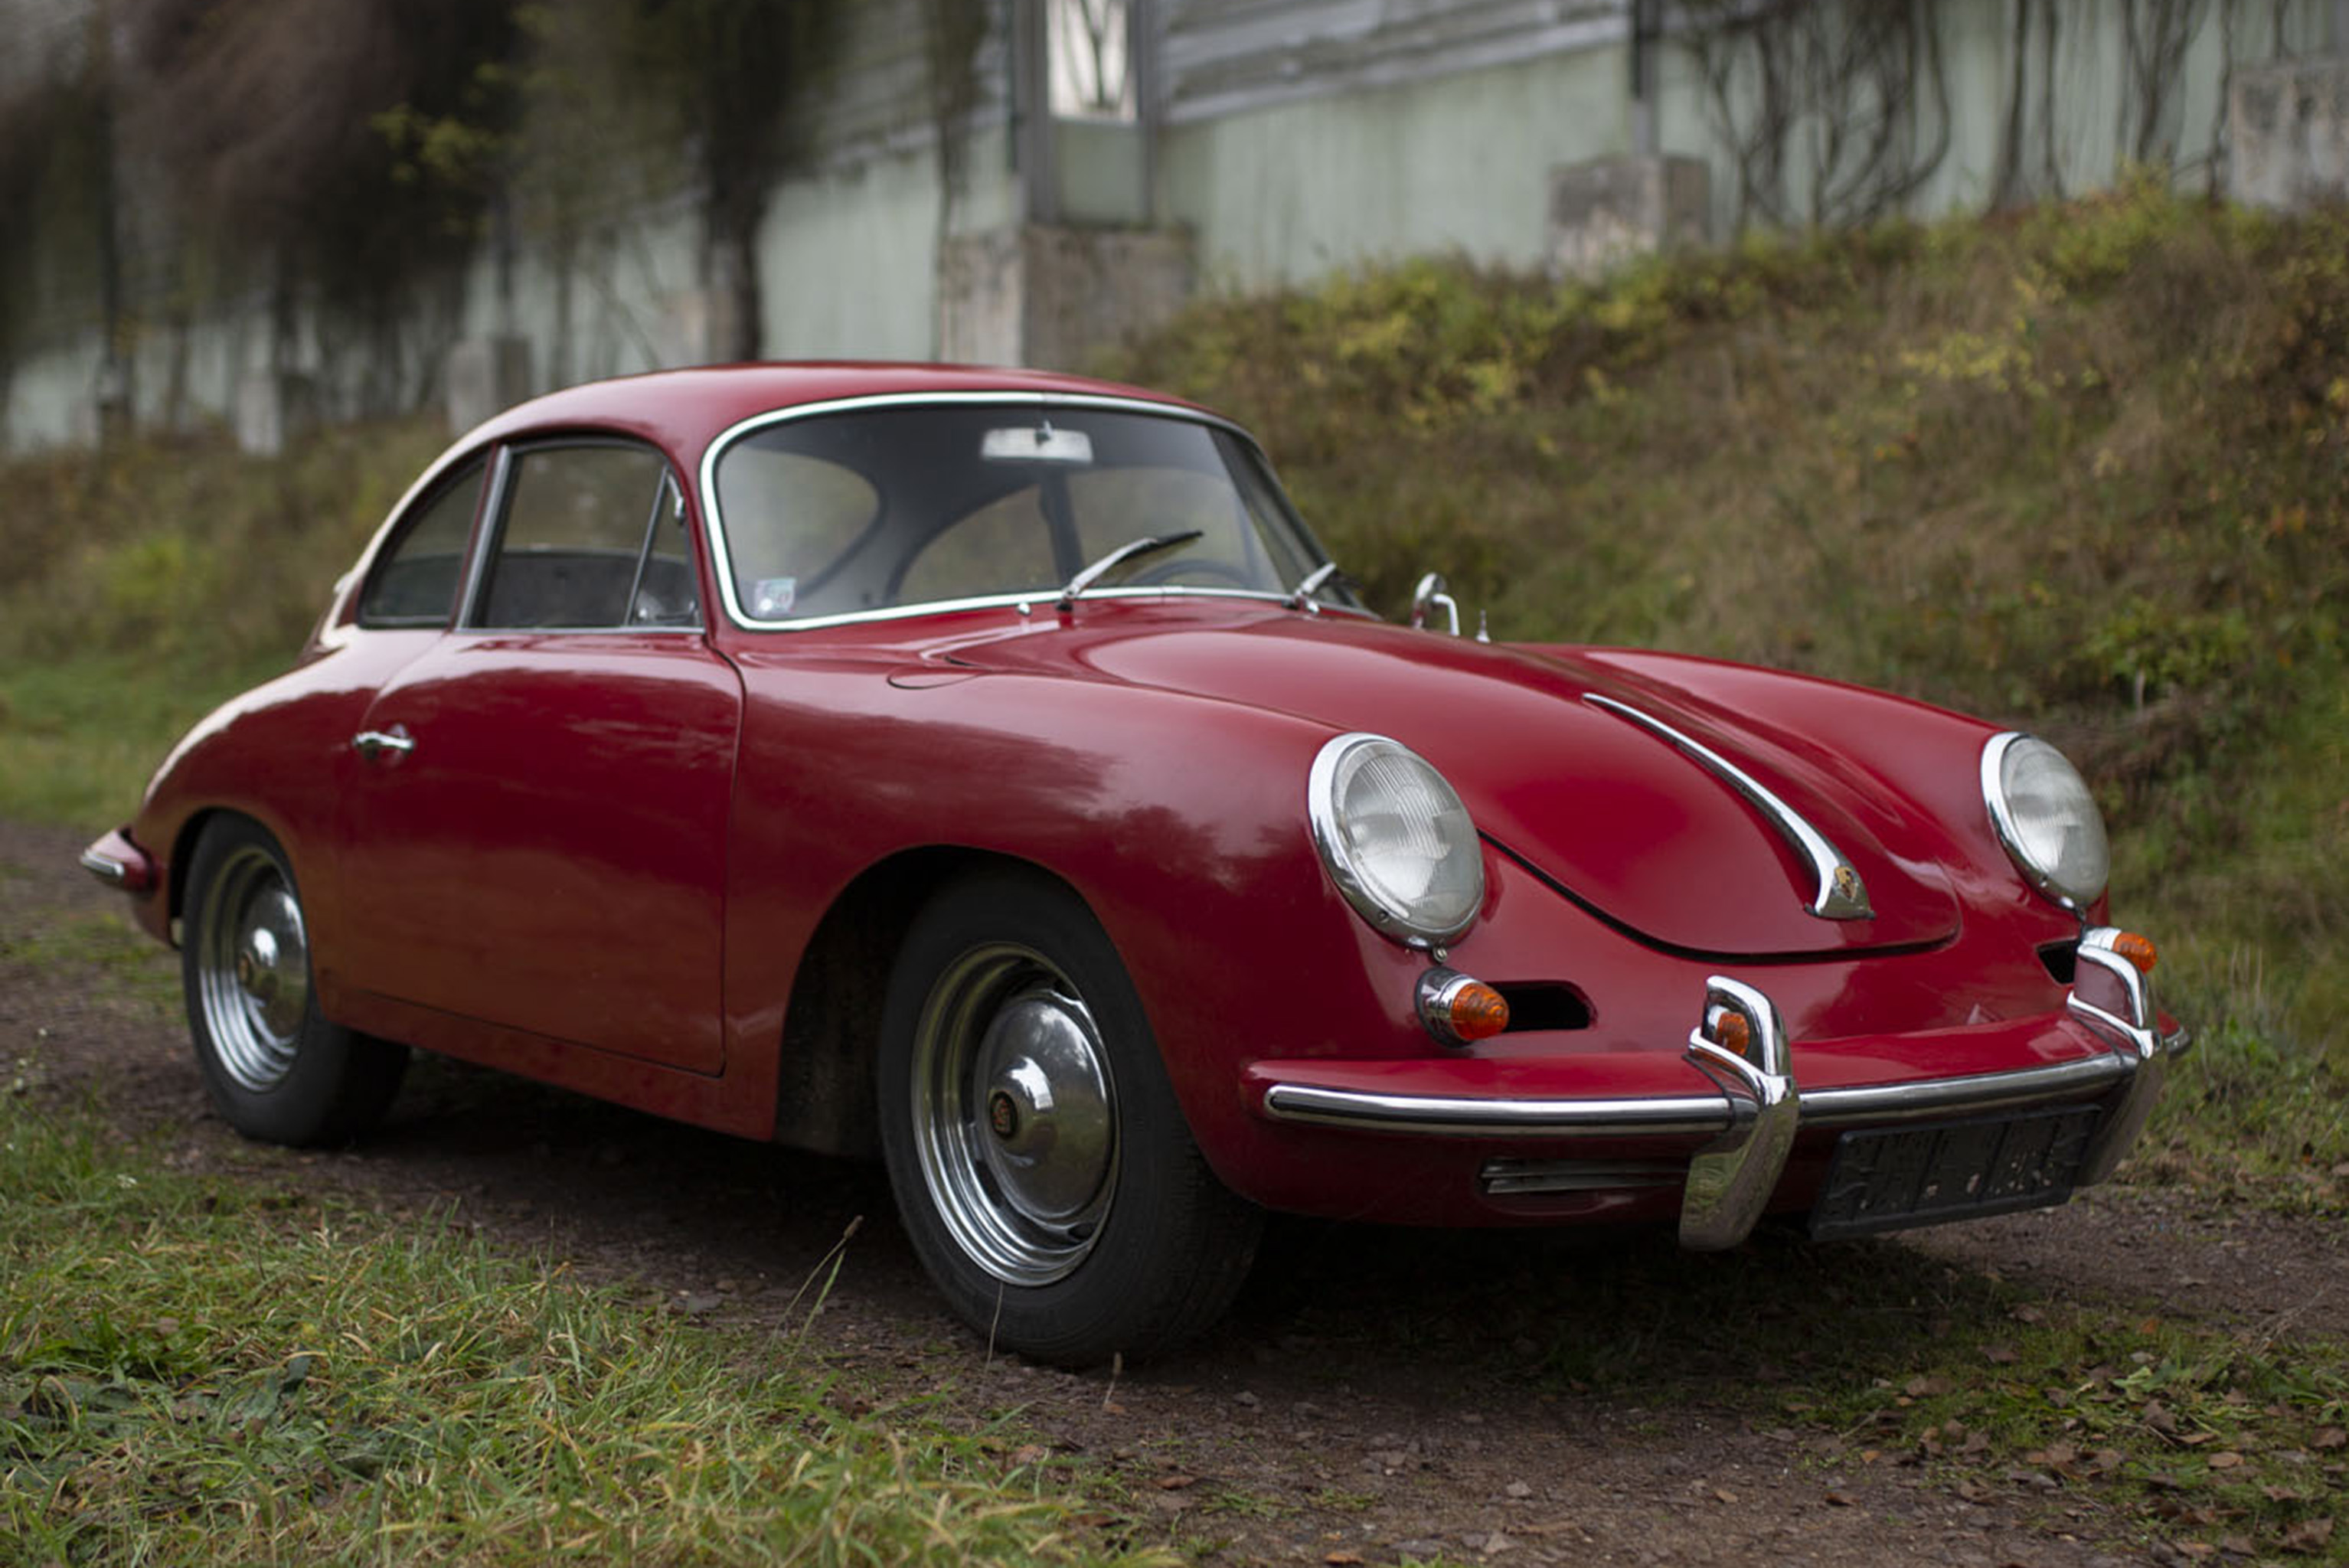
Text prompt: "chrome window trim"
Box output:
[[696, 390, 1360, 633], [1583, 694, 1874, 921]]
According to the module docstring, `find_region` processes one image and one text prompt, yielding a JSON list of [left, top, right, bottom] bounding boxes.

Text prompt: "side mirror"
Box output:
[[1410, 571, 1461, 636]]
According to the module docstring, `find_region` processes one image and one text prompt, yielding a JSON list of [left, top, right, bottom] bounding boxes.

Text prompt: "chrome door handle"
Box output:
[[351, 727, 415, 760]]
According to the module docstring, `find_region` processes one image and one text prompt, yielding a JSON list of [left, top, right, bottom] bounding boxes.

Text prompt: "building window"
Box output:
[[1050, 0, 1134, 119]]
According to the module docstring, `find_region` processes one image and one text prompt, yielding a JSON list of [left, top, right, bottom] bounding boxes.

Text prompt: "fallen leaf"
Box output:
[[1010, 1444, 1049, 1467], [1825, 1491, 1857, 1508], [1983, 1344, 2019, 1365], [1324, 1554, 1364, 1566], [1155, 1475, 1199, 1491], [2207, 1451, 2244, 1470], [2282, 1517, 2334, 1554], [2312, 1428, 2347, 1450]]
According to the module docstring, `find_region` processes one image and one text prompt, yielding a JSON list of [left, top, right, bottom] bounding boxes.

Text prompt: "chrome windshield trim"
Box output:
[[697, 390, 1342, 633], [1583, 694, 1874, 921]]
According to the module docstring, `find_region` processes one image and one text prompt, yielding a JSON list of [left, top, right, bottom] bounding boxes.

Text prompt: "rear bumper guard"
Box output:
[[1259, 929, 2183, 1251]]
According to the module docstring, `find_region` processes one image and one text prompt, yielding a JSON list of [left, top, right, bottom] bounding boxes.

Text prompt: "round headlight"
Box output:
[[1981, 732, 2109, 909], [1308, 733, 1485, 946]]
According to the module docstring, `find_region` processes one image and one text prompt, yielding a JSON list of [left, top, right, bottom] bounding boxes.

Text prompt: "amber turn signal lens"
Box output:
[[1448, 982, 1511, 1042], [1711, 1008, 1753, 1057], [2109, 931, 2158, 974]]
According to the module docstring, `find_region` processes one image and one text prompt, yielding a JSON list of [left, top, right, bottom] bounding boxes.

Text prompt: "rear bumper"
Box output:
[[78, 826, 156, 895], [1252, 933, 2182, 1249]]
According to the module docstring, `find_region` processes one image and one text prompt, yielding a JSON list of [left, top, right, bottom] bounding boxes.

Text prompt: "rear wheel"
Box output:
[[181, 816, 406, 1145], [877, 869, 1261, 1366]]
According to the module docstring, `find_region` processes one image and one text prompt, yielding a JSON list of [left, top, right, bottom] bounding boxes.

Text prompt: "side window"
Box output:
[[473, 444, 693, 630], [630, 476, 703, 628], [357, 459, 485, 628]]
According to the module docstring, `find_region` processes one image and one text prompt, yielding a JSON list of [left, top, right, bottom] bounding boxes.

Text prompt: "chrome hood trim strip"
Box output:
[[1583, 693, 1874, 921]]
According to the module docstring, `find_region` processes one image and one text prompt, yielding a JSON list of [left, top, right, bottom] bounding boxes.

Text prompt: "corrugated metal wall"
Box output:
[[1158, 0, 1629, 125]]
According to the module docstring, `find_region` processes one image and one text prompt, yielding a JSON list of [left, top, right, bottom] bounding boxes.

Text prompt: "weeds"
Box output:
[[0, 1104, 1164, 1564]]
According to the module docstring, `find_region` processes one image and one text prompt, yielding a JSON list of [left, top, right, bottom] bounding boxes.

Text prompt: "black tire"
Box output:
[[180, 815, 407, 1145], [877, 867, 1262, 1366]]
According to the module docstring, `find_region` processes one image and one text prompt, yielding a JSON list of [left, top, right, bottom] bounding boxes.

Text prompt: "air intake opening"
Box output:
[[1493, 982, 1593, 1033], [2037, 940, 2078, 985]]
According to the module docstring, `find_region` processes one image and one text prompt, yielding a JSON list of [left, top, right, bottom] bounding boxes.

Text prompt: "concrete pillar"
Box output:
[[1547, 155, 1710, 282], [445, 336, 534, 436], [234, 368, 319, 457], [2230, 57, 2349, 211], [936, 224, 1194, 371]]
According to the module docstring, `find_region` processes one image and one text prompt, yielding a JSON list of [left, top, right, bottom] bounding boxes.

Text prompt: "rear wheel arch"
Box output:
[[165, 808, 226, 929]]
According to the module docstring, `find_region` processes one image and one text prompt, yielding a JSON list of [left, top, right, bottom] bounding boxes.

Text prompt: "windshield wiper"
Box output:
[[1287, 560, 1342, 613], [1055, 530, 1204, 609]]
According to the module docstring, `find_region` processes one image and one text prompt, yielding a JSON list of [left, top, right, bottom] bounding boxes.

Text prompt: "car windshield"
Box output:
[[708, 403, 1353, 624]]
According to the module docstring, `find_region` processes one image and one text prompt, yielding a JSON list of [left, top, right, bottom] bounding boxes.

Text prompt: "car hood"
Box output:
[[939, 608, 1963, 957]]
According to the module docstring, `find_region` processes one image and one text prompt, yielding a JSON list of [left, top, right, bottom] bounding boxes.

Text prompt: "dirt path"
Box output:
[[4, 815, 2337, 1566]]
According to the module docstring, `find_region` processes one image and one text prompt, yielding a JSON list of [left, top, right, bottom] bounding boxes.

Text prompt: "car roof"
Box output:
[[459, 362, 1220, 458]]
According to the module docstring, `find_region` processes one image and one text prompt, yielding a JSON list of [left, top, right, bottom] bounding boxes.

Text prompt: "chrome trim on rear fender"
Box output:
[[79, 848, 131, 887], [1583, 694, 1874, 921]]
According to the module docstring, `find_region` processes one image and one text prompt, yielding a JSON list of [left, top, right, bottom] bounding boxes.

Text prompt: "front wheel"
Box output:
[[181, 816, 407, 1145], [877, 869, 1261, 1366]]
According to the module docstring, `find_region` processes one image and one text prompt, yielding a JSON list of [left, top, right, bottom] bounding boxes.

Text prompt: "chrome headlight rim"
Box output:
[[1308, 732, 1485, 949], [1980, 730, 2110, 911]]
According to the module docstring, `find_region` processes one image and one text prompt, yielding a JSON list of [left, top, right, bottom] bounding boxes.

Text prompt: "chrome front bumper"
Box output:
[[1259, 930, 2184, 1251]]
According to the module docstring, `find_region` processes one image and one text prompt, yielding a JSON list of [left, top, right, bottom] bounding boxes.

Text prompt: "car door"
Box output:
[[337, 438, 740, 1074]]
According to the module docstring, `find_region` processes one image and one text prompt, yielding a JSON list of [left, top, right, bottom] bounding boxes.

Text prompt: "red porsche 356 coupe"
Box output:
[[82, 364, 2184, 1364]]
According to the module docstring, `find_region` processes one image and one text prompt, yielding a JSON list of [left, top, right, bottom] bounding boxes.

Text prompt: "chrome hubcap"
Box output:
[[194, 846, 310, 1091], [910, 944, 1118, 1285]]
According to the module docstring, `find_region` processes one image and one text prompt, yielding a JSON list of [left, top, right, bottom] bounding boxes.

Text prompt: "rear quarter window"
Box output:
[[358, 459, 486, 629]]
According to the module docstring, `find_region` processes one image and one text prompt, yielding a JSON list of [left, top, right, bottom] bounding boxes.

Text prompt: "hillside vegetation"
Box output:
[[1, 179, 2341, 1187]]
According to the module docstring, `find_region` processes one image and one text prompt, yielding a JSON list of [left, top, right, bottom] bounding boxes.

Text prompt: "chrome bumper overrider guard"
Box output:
[[1260, 929, 2185, 1251]]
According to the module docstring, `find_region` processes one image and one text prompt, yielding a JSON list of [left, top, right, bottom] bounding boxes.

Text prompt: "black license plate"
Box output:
[[1808, 1104, 2103, 1240]]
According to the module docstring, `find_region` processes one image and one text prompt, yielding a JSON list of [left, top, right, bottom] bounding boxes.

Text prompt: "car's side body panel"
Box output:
[[336, 631, 743, 1074]]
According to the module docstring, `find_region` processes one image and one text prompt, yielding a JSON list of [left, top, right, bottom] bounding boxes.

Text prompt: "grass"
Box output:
[[0, 1102, 1166, 1565]]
